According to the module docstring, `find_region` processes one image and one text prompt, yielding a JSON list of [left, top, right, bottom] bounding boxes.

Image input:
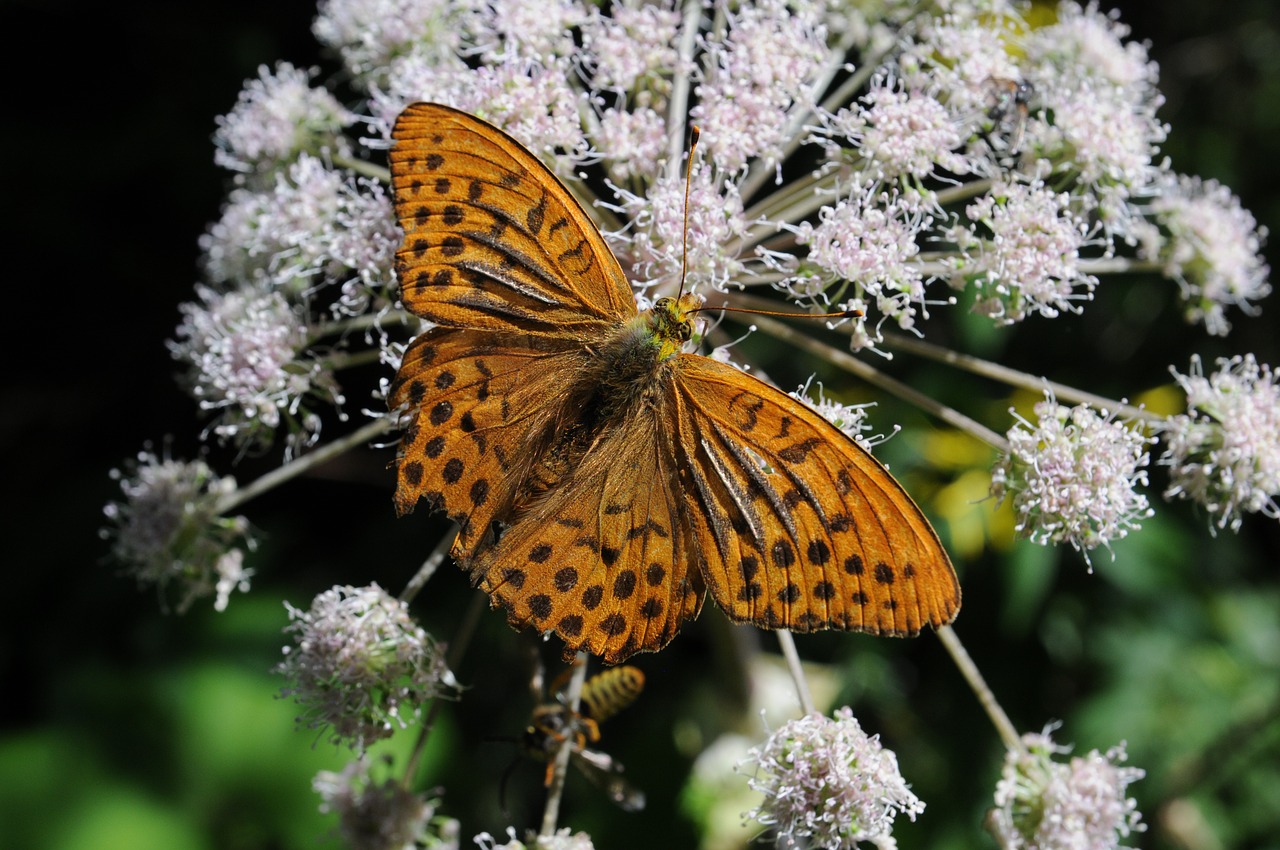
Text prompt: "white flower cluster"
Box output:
[[992, 728, 1145, 850], [992, 398, 1154, 566], [742, 707, 924, 849], [213, 62, 354, 175], [277, 583, 458, 749], [1161, 355, 1280, 532], [102, 448, 253, 612], [314, 759, 460, 850]]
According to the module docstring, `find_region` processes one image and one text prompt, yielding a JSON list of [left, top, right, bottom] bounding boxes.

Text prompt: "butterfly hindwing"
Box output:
[[390, 103, 636, 336], [668, 355, 960, 637], [468, 404, 706, 663], [392, 326, 588, 555]]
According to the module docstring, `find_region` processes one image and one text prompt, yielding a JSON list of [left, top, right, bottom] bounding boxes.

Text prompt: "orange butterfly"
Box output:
[[388, 103, 959, 663]]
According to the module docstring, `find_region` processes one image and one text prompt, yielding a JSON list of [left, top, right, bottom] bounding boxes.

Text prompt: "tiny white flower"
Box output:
[[213, 62, 353, 177], [102, 447, 253, 613], [1144, 174, 1271, 335], [314, 758, 459, 850]]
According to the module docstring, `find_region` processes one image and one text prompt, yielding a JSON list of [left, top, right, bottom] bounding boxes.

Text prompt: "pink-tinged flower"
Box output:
[[949, 180, 1097, 323], [991, 398, 1153, 567], [171, 285, 343, 456], [200, 154, 398, 310], [1160, 355, 1280, 532], [583, 0, 683, 94], [1144, 174, 1271, 336], [838, 81, 971, 180], [213, 62, 354, 178], [1034, 2, 1160, 93], [595, 106, 668, 183], [1023, 3, 1167, 230], [278, 584, 458, 749], [794, 186, 932, 349], [991, 727, 1145, 850], [314, 759, 459, 850], [313, 0, 468, 83], [742, 707, 925, 849], [483, 0, 586, 60], [102, 447, 253, 613], [613, 165, 747, 294], [902, 6, 1025, 112], [791, 380, 878, 451], [692, 0, 832, 172]]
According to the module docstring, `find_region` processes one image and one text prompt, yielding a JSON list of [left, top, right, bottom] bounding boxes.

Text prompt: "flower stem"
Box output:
[[332, 153, 390, 183], [775, 630, 816, 715], [403, 591, 487, 785], [540, 652, 590, 837], [216, 417, 397, 514], [879, 331, 1164, 424], [734, 310, 1009, 451], [401, 532, 454, 605], [666, 0, 704, 172], [931, 624, 1018, 752], [935, 625, 1025, 753]]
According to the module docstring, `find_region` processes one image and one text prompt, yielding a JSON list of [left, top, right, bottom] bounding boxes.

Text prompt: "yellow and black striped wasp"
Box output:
[[518, 663, 647, 812]]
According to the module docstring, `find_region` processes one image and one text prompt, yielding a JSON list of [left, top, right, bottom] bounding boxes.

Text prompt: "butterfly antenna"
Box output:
[[690, 303, 864, 320], [678, 125, 701, 302]]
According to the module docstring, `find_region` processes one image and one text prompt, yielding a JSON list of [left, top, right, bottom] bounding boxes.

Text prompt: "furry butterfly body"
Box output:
[[389, 103, 959, 663]]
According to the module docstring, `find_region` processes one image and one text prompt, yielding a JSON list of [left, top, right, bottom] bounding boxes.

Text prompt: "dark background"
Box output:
[[3, 2, 1278, 849]]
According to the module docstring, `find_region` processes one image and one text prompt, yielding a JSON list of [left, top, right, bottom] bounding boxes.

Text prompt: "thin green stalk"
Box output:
[[666, 0, 704, 172], [736, 311, 1009, 451], [333, 153, 391, 183], [775, 630, 816, 716], [879, 331, 1164, 425], [540, 653, 590, 837], [216, 417, 397, 514], [933, 177, 994, 207], [401, 532, 455, 605], [936, 625, 1024, 753]]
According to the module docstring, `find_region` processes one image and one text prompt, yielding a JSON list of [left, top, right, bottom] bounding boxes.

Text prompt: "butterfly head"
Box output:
[[648, 293, 705, 361]]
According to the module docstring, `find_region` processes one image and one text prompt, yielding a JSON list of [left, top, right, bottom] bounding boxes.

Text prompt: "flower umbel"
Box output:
[[102, 447, 253, 613], [314, 758, 460, 850], [992, 398, 1154, 567], [1160, 355, 1280, 532], [990, 727, 1146, 850], [741, 707, 924, 849], [475, 827, 595, 850], [1143, 174, 1271, 336], [277, 583, 458, 749], [171, 285, 343, 457], [213, 61, 354, 178]]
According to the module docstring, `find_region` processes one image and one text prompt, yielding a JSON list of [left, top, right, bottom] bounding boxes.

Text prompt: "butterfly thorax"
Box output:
[[645, 293, 702, 362]]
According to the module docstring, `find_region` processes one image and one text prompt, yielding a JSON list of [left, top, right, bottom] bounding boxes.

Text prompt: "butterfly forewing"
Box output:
[[390, 104, 636, 335], [669, 355, 960, 636]]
